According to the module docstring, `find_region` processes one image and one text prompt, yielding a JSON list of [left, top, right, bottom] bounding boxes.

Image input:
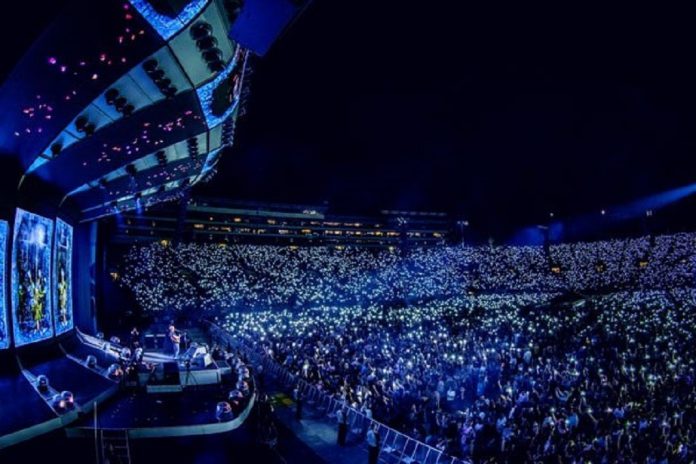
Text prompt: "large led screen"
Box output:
[[0, 220, 9, 349], [11, 209, 54, 346], [53, 219, 74, 335]]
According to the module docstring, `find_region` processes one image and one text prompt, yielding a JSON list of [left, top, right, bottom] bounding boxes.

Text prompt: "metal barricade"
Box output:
[[345, 408, 359, 437], [379, 427, 399, 457], [421, 443, 443, 464], [316, 392, 331, 412], [349, 409, 366, 437], [207, 322, 467, 464], [400, 438, 418, 464], [326, 397, 341, 418], [411, 442, 431, 464]]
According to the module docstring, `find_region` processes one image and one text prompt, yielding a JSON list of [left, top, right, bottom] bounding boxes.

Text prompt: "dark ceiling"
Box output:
[[199, 2, 696, 235], [2, 2, 696, 236]]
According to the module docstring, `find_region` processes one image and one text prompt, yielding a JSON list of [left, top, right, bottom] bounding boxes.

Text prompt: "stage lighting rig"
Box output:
[[126, 164, 138, 178], [156, 150, 168, 167]]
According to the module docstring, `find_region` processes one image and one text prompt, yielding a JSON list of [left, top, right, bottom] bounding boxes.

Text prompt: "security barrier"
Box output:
[[207, 323, 471, 464]]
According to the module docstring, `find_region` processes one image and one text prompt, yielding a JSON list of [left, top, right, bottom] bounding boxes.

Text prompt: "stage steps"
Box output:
[[100, 429, 132, 464]]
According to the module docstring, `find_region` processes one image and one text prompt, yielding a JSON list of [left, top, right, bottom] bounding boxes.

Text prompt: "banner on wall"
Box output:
[[0, 220, 8, 349], [53, 218, 74, 335], [11, 209, 54, 347]]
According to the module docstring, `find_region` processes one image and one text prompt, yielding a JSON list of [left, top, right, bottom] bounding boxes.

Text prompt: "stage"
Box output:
[[1, 326, 255, 449], [0, 332, 119, 449]]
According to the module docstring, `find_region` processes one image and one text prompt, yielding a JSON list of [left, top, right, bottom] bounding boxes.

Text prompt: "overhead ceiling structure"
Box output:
[[0, 0, 249, 221]]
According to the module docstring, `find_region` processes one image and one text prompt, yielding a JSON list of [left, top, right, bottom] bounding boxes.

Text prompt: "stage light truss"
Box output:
[[128, 0, 211, 40], [18, 0, 251, 220]]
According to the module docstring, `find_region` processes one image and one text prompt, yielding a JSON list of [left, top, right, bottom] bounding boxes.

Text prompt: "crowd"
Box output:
[[117, 233, 696, 462], [223, 291, 695, 463], [119, 232, 696, 312]]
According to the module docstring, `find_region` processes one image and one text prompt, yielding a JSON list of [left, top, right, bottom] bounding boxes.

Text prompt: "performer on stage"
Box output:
[[168, 323, 181, 359]]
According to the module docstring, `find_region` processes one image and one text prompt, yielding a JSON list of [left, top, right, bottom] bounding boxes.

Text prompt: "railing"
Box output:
[[207, 323, 471, 464], [100, 429, 132, 464]]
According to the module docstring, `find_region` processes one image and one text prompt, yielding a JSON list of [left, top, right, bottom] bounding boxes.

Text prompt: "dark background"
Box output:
[[3, 2, 696, 237]]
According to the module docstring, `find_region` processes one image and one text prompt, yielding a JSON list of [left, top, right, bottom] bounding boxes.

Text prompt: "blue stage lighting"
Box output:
[[128, 0, 210, 41], [196, 51, 246, 129]]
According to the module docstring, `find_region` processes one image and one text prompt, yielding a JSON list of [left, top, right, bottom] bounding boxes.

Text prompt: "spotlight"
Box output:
[[156, 150, 168, 167], [202, 48, 224, 63], [207, 60, 225, 73], [105, 88, 120, 105], [107, 363, 123, 380], [73, 116, 97, 135], [187, 138, 199, 157], [52, 393, 66, 410], [126, 164, 137, 177], [53, 391, 75, 410], [75, 116, 88, 132], [196, 36, 218, 51], [86, 355, 97, 368], [62, 391, 74, 407], [162, 86, 178, 98], [215, 401, 233, 421], [50, 142, 62, 157], [143, 59, 159, 73], [37, 375, 50, 393], [122, 104, 135, 117], [149, 68, 165, 80], [154, 77, 171, 88], [143, 58, 176, 99], [188, 21, 228, 74], [190, 22, 213, 41], [114, 96, 128, 111]]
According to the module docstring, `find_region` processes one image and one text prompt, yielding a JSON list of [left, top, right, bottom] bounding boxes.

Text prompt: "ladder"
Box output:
[[100, 429, 132, 464]]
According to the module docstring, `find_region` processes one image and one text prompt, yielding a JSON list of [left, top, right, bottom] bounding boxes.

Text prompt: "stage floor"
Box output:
[[0, 366, 56, 437], [73, 385, 234, 429]]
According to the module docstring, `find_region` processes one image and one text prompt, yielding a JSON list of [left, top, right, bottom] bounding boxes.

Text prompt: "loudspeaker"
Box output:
[[193, 353, 213, 368], [162, 362, 180, 384]]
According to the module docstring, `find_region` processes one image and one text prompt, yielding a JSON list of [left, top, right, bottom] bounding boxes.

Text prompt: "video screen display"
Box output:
[[11, 209, 54, 347], [53, 219, 74, 335], [0, 220, 9, 350]]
